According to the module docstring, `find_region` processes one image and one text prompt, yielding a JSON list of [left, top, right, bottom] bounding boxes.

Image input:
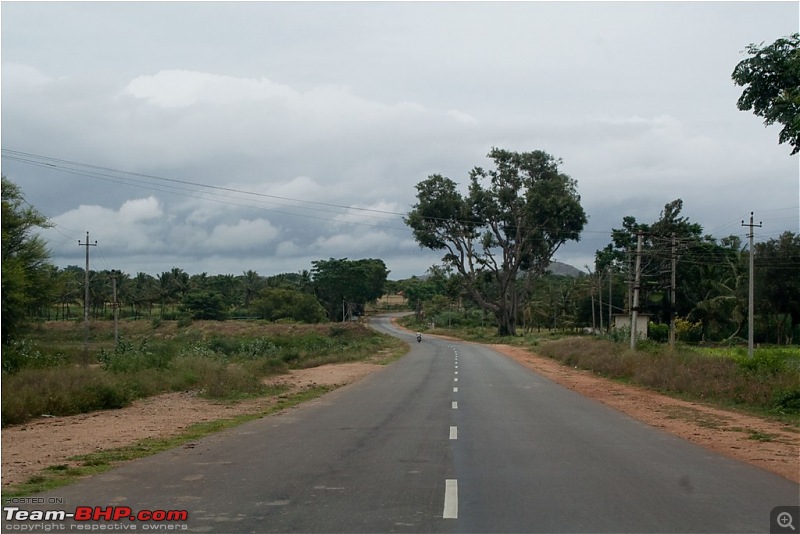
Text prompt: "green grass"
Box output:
[[532, 338, 800, 420], [1, 319, 408, 497], [2, 320, 406, 426]]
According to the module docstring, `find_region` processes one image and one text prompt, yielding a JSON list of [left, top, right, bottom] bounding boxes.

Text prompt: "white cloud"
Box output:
[[205, 219, 280, 251], [118, 197, 162, 223], [123, 70, 298, 108], [5, 2, 798, 280], [2, 62, 53, 88]]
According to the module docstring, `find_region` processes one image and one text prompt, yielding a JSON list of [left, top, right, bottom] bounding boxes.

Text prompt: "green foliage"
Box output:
[[2, 321, 403, 426], [405, 148, 587, 336], [1, 367, 135, 426], [311, 258, 389, 321], [772, 389, 800, 412], [754, 232, 800, 343], [98, 338, 172, 373], [536, 337, 800, 414], [253, 288, 326, 323], [1, 177, 55, 344], [180, 290, 227, 320], [648, 323, 669, 343], [733, 347, 800, 375], [732, 33, 800, 155], [1, 338, 68, 374]]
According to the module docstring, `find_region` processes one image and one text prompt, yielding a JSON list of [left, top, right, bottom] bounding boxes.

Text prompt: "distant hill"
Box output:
[[546, 261, 584, 277]]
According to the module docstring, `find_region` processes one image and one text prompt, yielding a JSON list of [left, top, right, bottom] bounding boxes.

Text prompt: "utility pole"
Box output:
[[742, 212, 762, 358], [111, 269, 120, 346], [598, 270, 604, 332], [608, 265, 612, 333], [630, 231, 643, 350], [79, 232, 97, 363], [669, 233, 677, 350]]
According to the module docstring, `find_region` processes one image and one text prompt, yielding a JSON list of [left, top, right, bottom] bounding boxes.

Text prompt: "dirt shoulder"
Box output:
[[2, 339, 798, 490], [1, 362, 382, 489], [492, 343, 799, 483]]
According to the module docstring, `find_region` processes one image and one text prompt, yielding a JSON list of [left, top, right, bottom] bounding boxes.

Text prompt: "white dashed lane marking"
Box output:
[[443, 479, 458, 519]]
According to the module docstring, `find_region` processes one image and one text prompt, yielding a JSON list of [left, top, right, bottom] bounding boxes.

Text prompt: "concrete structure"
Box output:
[[612, 313, 651, 340]]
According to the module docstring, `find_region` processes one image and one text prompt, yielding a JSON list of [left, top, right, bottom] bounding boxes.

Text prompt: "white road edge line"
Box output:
[[453, 387, 458, 392], [443, 479, 458, 519], [450, 426, 458, 439], [452, 401, 458, 409]]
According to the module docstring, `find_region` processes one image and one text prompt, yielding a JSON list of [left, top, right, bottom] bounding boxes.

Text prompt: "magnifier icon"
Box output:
[[778, 512, 796, 531]]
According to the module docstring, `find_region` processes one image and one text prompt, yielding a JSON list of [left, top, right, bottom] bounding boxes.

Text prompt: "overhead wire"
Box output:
[[3, 148, 797, 256]]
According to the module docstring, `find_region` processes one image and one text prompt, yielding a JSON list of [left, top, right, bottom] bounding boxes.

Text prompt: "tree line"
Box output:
[[2, 175, 390, 343]]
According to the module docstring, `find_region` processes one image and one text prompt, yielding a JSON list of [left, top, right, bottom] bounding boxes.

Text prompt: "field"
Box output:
[[2, 319, 407, 427]]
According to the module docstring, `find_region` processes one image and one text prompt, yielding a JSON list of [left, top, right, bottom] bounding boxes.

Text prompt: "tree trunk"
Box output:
[[495, 305, 517, 336]]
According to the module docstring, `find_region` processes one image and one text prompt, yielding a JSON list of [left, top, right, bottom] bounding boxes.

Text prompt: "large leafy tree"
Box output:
[[406, 148, 586, 336], [732, 33, 800, 155], [1, 176, 55, 343], [312, 258, 389, 321], [755, 231, 800, 343]]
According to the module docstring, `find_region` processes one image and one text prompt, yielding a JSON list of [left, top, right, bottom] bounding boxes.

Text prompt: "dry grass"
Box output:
[[2, 320, 404, 426], [535, 337, 800, 414]]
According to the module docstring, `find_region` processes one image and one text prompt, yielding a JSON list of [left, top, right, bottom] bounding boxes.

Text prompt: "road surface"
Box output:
[[4, 316, 798, 532]]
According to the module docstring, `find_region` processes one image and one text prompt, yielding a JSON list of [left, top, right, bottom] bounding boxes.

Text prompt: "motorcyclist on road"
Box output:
[[416, 332, 422, 343]]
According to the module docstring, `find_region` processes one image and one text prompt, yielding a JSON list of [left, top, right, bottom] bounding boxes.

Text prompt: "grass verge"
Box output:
[[1, 386, 334, 499]]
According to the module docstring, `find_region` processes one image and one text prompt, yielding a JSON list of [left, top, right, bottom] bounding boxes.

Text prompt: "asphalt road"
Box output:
[[4, 315, 798, 533]]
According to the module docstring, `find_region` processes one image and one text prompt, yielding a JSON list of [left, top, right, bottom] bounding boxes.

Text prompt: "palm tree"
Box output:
[[240, 270, 264, 309]]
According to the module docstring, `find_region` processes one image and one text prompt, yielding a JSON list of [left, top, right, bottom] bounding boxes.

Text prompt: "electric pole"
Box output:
[[630, 231, 643, 350], [111, 269, 120, 346], [742, 212, 762, 358], [669, 233, 677, 350], [608, 265, 612, 334], [79, 232, 97, 363]]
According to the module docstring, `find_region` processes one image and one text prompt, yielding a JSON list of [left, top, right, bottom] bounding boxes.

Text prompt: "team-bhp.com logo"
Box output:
[[4, 506, 189, 529]]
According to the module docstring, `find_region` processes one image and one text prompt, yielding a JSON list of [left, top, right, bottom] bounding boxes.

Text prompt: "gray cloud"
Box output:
[[2, 2, 797, 279]]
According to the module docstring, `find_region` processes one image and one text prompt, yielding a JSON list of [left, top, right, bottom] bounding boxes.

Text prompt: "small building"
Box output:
[[612, 313, 651, 340]]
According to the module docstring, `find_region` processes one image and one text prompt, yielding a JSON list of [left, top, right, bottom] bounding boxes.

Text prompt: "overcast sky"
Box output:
[[2, 1, 798, 280]]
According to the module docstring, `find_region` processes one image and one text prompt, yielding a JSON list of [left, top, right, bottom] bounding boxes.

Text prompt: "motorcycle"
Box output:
[[416, 333, 422, 343]]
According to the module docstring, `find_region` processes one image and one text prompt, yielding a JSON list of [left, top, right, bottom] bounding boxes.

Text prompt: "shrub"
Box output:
[[536, 337, 800, 412], [1, 367, 134, 426], [98, 338, 171, 373], [180, 291, 227, 320], [1, 338, 68, 374], [649, 323, 669, 343]]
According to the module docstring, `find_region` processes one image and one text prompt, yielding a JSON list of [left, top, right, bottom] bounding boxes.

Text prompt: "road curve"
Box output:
[[4, 316, 798, 533]]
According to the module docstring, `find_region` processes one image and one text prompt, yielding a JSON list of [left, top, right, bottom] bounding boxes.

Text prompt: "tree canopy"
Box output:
[[405, 148, 586, 336], [732, 33, 800, 155], [311, 258, 389, 321], [1, 177, 55, 343]]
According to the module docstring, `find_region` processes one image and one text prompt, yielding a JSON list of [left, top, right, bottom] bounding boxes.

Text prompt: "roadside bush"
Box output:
[[536, 337, 800, 413], [252, 289, 326, 323], [1, 338, 68, 374], [2, 320, 402, 426], [649, 323, 669, 343], [432, 311, 464, 328], [1, 367, 133, 426], [772, 389, 800, 413], [98, 338, 172, 373]]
